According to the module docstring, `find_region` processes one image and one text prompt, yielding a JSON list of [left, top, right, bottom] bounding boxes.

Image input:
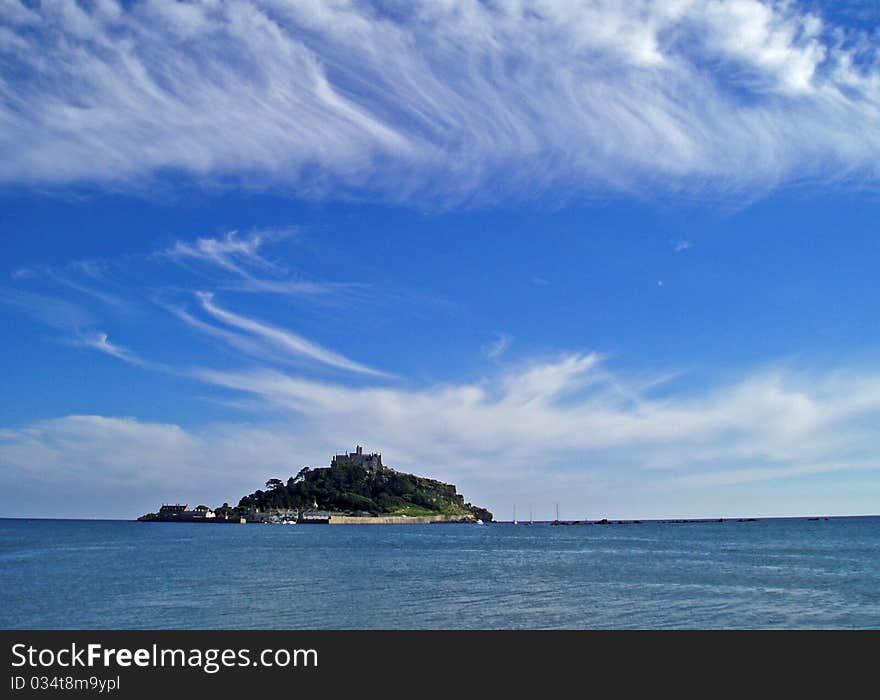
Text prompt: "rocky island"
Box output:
[[139, 445, 493, 524]]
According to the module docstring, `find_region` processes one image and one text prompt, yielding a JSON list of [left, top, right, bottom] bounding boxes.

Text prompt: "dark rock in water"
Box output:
[[597, 518, 609, 525]]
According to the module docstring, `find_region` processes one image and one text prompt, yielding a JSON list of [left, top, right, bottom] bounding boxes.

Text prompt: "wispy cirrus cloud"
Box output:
[[483, 333, 513, 360], [164, 230, 284, 276], [14, 264, 128, 309], [3, 1, 880, 200], [162, 230, 342, 296], [195, 291, 389, 377], [79, 331, 151, 369], [166, 305, 274, 363], [0, 288, 95, 330], [5, 227, 381, 378]]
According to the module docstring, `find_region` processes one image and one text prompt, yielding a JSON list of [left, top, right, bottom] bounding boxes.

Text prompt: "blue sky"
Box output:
[[3, 0, 880, 519]]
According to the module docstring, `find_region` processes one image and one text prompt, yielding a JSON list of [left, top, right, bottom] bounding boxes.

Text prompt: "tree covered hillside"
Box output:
[[236, 462, 493, 521]]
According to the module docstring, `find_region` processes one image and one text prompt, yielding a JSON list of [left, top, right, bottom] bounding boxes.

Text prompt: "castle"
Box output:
[[331, 445, 384, 471]]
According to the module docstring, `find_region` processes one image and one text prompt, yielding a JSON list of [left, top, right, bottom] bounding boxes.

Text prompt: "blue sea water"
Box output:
[[2, 517, 879, 629]]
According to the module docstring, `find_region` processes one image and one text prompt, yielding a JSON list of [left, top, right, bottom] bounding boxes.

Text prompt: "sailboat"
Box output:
[[513, 505, 518, 526]]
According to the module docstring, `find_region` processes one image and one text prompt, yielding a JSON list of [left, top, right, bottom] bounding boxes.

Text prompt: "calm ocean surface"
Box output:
[[2, 517, 879, 629]]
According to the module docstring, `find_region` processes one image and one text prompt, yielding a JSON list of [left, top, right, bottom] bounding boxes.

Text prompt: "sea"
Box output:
[[2, 516, 879, 629]]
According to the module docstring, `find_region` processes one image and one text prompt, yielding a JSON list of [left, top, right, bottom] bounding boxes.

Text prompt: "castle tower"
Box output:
[[331, 445, 383, 471]]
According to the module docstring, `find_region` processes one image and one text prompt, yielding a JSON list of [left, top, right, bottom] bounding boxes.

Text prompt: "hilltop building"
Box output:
[[331, 445, 384, 471], [140, 443, 493, 524]]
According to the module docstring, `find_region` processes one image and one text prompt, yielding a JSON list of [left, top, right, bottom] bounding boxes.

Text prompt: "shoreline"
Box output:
[[1, 514, 877, 524]]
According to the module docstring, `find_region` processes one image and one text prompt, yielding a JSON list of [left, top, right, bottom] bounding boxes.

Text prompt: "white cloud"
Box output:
[[167, 305, 274, 361], [0, 415, 203, 487], [0, 415, 286, 518], [165, 230, 282, 277], [4, 355, 880, 519], [673, 239, 693, 252], [483, 333, 513, 360], [195, 291, 390, 377], [690, 0, 828, 94], [5, 230, 382, 378], [2, 1, 880, 199], [80, 331, 149, 368], [190, 354, 880, 494], [0, 288, 95, 329], [163, 229, 339, 295]]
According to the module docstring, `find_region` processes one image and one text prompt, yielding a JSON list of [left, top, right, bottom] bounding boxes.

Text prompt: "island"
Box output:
[[138, 445, 493, 524]]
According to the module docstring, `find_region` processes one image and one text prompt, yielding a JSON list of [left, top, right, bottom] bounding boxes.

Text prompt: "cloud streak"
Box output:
[[164, 230, 283, 277], [3, 1, 880, 199], [0, 288, 95, 330], [483, 334, 513, 360], [195, 291, 389, 377], [5, 228, 381, 378], [163, 230, 343, 296], [80, 331, 151, 368]]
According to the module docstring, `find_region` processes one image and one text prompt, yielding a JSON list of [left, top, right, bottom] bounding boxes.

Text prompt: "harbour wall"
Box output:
[[328, 514, 476, 525]]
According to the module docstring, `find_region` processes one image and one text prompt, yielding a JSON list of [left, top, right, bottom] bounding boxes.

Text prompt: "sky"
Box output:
[[3, 0, 880, 520]]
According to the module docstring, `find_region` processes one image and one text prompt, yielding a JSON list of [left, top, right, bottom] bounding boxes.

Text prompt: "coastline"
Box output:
[[2, 513, 877, 523]]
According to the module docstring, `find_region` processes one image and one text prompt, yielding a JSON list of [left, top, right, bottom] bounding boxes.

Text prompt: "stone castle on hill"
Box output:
[[331, 444, 383, 471], [139, 443, 494, 524]]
